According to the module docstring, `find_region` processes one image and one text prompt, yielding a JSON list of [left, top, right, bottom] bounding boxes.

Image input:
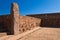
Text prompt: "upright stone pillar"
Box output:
[[10, 2, 20, 35]]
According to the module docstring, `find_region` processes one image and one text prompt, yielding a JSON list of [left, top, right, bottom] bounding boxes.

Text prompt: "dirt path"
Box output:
[[19, 27, 60, 40]]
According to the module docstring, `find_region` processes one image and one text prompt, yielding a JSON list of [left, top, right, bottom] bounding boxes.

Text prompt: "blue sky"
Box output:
[[0, 0, 60, 15]]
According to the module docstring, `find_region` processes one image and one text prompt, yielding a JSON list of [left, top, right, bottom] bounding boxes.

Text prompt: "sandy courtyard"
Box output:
[[19, 27, 60, 40]]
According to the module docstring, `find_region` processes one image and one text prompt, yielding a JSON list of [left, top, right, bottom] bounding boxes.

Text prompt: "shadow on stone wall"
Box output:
[[27, 13, 60, 28], [40, 19, 60, 28], [0, 15, 11, 34]]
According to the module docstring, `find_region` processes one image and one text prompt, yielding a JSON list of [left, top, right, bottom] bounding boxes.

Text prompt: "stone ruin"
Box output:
[[0, 2, 60, 35], [0, 2, 41, 35]]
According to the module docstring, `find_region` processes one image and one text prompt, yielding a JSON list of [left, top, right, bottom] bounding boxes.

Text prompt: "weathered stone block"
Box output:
[[10, 2, 20, 35]]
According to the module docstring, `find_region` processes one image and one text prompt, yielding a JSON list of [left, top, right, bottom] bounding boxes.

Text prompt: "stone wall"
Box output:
[[0, 12, 42, 35], [0, 15, 10, 33], [41, 19, 60, 27], [27, 13, 60, 27], [19, 16, 41, 33]]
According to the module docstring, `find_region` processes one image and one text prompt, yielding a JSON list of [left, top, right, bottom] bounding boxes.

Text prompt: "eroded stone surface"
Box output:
[[19, 16, 41, 33], [10, 2, 20, 35]]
